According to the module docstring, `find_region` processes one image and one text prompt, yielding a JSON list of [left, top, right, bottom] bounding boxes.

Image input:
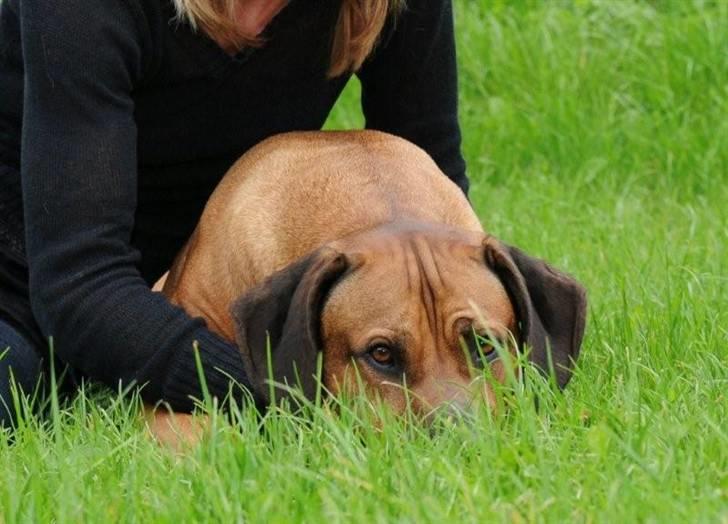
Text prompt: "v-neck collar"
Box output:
[[233, 0, 290, 44], [163, 0, 299, 71]]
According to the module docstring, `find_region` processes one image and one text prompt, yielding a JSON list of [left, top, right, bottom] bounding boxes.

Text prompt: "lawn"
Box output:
[[2, 1, 727, 522]]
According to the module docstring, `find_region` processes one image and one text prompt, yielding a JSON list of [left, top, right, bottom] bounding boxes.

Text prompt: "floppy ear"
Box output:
[[484, 238, 587, 388], [230, 247, 350, 405]]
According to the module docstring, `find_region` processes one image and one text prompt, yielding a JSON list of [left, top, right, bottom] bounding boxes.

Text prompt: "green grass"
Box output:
[[2, 1, 727, 522]]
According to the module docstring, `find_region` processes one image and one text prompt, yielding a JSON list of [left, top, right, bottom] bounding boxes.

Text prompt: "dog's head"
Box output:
[[231, 224, 586, 414]]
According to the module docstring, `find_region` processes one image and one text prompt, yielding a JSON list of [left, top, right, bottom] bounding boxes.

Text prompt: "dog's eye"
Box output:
[[360, 342, 404, 376], [369, 345, 394, 366], [462, 329, 500, 367], [473, 337, 498, 365]]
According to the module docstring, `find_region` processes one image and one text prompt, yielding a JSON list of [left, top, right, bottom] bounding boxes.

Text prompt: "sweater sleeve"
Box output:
[[19, 0, 248, 411], [357, 0, 468, 194]]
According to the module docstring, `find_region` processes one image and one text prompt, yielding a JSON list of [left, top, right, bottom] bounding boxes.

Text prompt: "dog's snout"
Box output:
[[420, 391, 476, 428], [412, 371, 501, 422], [415, 376, 473, 414]]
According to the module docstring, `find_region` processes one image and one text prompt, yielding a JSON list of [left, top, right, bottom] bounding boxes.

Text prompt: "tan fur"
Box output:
[[320, 224, 516, 415], [147, 131, 515, 447], [162, 131, 484, 336]]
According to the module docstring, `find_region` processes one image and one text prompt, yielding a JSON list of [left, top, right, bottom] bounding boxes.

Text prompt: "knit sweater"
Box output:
[[0, 0, 466, 411]]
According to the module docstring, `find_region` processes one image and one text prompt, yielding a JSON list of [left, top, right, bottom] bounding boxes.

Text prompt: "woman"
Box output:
[[0, 0, 467, 427]]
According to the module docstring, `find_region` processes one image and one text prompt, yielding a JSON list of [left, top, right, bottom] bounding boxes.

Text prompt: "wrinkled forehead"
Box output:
[[323, 228, 516, 334]]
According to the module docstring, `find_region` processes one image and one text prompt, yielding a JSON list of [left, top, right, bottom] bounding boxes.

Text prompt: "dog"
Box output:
[[147, 130, 586, 445]]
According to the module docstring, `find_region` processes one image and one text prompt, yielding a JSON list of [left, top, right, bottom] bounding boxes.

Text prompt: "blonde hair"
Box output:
[[172, 0, 405, 77]]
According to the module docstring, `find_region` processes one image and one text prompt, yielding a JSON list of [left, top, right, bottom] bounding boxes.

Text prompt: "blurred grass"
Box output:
[[2, 1, 727, 522]]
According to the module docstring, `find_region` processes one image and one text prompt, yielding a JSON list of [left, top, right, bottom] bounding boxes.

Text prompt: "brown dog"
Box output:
[[148, 130, 586, 444]]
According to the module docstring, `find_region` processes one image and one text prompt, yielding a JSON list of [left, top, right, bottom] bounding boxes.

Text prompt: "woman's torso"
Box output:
[[0, 0, 350, 281]]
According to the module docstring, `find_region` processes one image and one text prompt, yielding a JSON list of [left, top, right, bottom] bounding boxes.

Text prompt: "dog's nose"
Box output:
[[436, 398, 471, 418], [421, 397, 474, 429], [416, 379, 474, 420]]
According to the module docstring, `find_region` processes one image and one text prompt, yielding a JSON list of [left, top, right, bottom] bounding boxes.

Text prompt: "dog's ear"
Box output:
[[230, 247, 350, 405], [484, 238, 587, 388]]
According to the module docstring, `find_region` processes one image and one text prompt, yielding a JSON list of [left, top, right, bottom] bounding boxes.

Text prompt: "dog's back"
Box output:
[[162, 130, 481, 339], [205, 130, 481, 270]]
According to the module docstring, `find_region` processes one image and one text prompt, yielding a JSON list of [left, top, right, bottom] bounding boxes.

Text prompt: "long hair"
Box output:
[[172, 0, 405, 77]]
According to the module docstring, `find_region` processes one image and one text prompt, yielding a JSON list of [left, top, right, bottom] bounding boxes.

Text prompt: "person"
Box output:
[[0, 0, 468, 428]]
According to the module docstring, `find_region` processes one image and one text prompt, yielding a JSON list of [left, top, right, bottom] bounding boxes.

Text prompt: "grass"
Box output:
[[2, 1, 727, 522]]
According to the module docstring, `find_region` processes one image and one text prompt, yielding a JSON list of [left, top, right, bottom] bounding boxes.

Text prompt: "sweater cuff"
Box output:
[[162, 328, 252, 412]]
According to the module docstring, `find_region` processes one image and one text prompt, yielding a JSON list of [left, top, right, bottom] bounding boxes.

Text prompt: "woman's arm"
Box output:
[[19, 0, 248, 411], [357, 0, 468, 194]]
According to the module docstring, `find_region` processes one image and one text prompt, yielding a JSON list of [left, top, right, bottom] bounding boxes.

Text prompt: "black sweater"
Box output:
[[0, 0, 466, 411]]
